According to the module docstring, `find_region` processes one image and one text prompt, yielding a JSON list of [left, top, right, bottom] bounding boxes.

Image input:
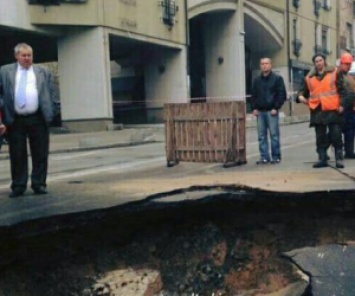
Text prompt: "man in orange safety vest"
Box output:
[[297, 53, 344, 168]]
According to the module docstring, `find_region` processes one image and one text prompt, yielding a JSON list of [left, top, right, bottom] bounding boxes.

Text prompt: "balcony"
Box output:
[[28, 0, 99, 26]]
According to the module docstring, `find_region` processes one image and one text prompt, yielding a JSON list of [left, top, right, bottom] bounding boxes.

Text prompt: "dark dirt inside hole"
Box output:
[[0, 188, 355, 296]]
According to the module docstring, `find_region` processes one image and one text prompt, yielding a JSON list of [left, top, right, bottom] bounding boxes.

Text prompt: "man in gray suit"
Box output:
[[0, 43, 58, 198]]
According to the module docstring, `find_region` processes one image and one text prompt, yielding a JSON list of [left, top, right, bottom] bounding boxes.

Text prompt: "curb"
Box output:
[[0, 140, 159, 161]]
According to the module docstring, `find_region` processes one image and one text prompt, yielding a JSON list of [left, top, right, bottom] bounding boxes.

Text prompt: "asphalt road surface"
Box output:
[[0, 122, 320, 193]]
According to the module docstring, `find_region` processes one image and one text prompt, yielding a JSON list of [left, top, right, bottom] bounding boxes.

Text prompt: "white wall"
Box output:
[[58, 27, 112, 121], [0, 0, 57, 34], [0, 0, 34, 29]]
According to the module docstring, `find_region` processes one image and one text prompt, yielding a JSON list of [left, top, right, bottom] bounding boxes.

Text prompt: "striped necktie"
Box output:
[[16, 69, 27, 108]]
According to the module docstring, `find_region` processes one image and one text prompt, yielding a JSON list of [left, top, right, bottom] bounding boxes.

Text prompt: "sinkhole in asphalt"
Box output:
[[1, 187, 355, 296]]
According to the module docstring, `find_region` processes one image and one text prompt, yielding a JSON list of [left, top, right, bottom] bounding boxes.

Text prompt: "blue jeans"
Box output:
[[257, 111, 281, 161]]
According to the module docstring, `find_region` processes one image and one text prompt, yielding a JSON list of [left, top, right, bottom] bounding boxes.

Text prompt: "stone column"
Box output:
[[203, 7, 245, 100], [144, 46, 189, 123], [58, 27, 112, 132]]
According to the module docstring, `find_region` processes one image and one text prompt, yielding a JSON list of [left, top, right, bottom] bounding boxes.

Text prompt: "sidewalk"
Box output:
[[0, 125, 166, 160]]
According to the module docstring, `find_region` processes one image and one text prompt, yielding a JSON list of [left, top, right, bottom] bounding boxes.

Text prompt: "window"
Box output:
[[323, 0, 331, 10], [314, 0, 322, 16], [293, 18, 301, 40], [315, 24, 322, 53], [346, 23, 354, 50], [292, 68, 309, 90], [293, 18, 302, 57], [160, 0, 178, 27], [321, 26, 331, 54], [293, 0, 301, 8], [314, 24, 331, 55]]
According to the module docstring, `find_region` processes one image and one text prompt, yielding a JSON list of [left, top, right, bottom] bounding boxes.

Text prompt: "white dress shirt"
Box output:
[[14, 64, 39, 115]]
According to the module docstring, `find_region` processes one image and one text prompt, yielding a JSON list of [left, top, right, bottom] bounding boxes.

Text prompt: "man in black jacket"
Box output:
[[251, 57, 287, 164]]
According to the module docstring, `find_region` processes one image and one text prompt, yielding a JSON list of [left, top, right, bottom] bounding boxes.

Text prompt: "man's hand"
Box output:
[[270, 109, 278, 116], [298, 96, 309, 105], [252, 109, 259, 116], [338, 106, 344, 114], [0, 124, 6, 135]]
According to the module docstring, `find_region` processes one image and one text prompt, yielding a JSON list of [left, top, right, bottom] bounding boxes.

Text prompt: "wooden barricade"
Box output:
[[165, 101, 247, 167]]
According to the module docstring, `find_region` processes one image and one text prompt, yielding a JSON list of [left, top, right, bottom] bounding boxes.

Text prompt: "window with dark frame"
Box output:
[[321, 26, 328, 54], [293, 0, 301, 8], [314, 23, 322, 53], [347, 23, 354, 50], [161, 0, 178, 27], [314, 0, 322, 16], [323, 0, 331, 10], [293, 18, 302, 57]]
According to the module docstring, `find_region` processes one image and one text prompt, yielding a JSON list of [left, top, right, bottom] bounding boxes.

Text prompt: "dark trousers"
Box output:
[[315, 123, 343, 153], [343, 110, 355, 154], [7, 113, 49, 191]]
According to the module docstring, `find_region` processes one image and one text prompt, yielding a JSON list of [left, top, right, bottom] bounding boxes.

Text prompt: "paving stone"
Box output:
[[284, 245, 355, 295]]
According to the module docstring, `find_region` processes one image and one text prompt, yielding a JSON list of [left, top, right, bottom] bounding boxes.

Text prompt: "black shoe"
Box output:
[[336, 160, 345, 169], [313, 161, 328, 168], [33, 186, 47, 195], [271, 159, 281, 164], [9, 189, 24, 198]]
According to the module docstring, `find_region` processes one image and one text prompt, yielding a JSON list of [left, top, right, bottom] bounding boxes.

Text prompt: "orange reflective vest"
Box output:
[[305, 70, 340, 111]]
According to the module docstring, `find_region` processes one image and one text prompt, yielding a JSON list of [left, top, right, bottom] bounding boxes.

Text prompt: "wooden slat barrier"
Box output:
[[164, 101, 247, 167]]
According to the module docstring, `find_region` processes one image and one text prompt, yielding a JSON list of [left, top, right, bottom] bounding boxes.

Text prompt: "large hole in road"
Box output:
[[0, 187, 354, 296]]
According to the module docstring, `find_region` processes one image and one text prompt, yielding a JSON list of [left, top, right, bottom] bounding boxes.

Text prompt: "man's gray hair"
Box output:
[[260, 57, 272, 63], [14, 43, 32, 55]]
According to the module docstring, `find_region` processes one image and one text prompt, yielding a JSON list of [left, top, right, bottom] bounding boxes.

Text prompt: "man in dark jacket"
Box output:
[[251, 57, 287, 164], [338, 53, 355, 159], [297, 53, 344, 168]]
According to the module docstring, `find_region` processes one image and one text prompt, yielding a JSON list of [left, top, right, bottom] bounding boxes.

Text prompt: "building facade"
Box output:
[[0, 0, 352, 130], [188, 0, 245, 100], [243, 0, 338, 116], [338, 0, 355, 56], [0, 0, 189, 131]]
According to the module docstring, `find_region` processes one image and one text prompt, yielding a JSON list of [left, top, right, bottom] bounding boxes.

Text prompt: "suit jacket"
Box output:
[[0, 63, 59, 125]]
